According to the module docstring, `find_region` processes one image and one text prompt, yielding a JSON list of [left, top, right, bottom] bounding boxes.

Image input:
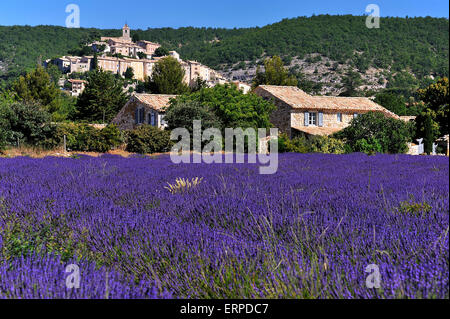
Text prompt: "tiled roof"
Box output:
[[292, 126, 343, 136], [255, 85, 400, 119], [133, 94, 178, 112]]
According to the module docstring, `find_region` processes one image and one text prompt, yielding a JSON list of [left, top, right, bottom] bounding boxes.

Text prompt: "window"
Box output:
[[309, 112, 317, 126], [337, 113, 343, 122], [353, 113, 359, 119], [151, 112, 156, 126]]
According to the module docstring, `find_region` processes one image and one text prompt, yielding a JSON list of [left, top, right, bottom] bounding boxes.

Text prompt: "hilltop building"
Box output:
[[254, 85, 401, 138], [100, 24, 160, 58]]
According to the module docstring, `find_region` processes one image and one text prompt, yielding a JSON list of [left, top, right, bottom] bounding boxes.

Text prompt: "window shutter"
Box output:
[[135, 108, 139, 124], [304, 112, 309, 126], [318, 112, 324, 127], [140, 108, 145, 124]]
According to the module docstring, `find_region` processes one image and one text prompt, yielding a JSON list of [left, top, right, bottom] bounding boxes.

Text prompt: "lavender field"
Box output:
[[0, 153, 448, 299]]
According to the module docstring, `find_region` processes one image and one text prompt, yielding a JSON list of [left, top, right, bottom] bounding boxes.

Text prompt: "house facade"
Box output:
[[112, 94, 177, 130], [68, 79, 87, 97], [254, 85, 400, 137]]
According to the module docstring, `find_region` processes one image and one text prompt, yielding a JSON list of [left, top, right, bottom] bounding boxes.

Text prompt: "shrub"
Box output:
[[278, 133, 345, 154], [334, 112, 412, 154], [125, 125, 172, 154], [53, 123, 123, 153], [353, 137, 383, 155], [277, 134, 309, 153], [0, 101, 57, 150], [307, 136, 345, 154]]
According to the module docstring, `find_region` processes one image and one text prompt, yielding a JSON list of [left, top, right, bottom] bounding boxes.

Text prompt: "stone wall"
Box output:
[[291, 110, 356, 130], [253, 88, 293, 137]]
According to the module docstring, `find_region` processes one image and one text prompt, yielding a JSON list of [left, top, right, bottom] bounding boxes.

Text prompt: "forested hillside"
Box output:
[[0, 15, 448, 92]]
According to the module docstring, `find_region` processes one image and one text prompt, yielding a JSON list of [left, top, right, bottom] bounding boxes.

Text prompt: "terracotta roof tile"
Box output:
[[133, 94, 178, 112], [256, 85, 400, 119]]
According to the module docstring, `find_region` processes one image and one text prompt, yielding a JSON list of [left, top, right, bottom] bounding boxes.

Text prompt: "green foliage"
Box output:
[[0, 101, 56, 149], [124, 67, 134, 80], [374, 92, 408, 116], [417, 77, 449, 137], [171, 84, 276, 132], [54, 123, 123, 152], [397, 200, 432, 218], [146, 56, 189, 94], [423, 114, 435, 154], [74, 69, 128, 122], [125, 125, 172, 154], [12, 66, 61, 112], [278, 133, 345, 154], [339, 70, 363, 96], [154, 47, 170, 57], [353, 137, 383, 155], [307, 136, 346, 154], [252, 56, 298, 88], [165, 100, 222, 134], [334, 112, 412, 154]]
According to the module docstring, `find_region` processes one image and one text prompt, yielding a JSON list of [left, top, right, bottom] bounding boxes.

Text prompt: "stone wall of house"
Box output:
[[291, 110, 356, 130], [112, 98, 164, 130], [253, 89, 292, 137], [112, 99, 139, 130]]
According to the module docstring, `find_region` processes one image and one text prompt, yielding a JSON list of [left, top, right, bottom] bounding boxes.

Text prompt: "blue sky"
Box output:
[[0, 0, 448, 29]]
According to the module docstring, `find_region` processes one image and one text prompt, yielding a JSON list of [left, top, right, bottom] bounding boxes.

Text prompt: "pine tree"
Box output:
[[74, 70, 128, 122]]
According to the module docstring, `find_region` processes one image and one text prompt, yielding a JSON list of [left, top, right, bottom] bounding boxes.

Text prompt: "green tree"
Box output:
[[147, 56, 189, 94], [374, 92, 407, 116], [124, 67, 134, 80], [417, 77, 449, 136], [172, 84, 275, 131], [74, 70, 128, 122], [334, 112, 412, 154], [423, 114, 434, 154], [165, 100, 222, 145], [154, 47, 170, 57], [12, 66, 60, 111], [132, 33, 141, 43], [339, 70, 363, 97], [252, 56, 298, 88]]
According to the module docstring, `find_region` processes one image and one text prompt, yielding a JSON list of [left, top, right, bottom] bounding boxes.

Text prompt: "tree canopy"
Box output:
[[252, 56, 298, 88], [73, 70, 128, 122], [146, 56, 189, 94]]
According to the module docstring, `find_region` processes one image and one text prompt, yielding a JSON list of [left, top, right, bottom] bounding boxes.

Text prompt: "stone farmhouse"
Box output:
[[254, 85, 401, 138], [112, 93, 177, 130]]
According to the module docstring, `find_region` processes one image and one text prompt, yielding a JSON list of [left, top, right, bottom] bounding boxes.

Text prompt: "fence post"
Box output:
[[64, 135, 67, 153]]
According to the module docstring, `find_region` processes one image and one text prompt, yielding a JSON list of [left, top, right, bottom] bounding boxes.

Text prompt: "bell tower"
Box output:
[[122, 24, 131, 41]]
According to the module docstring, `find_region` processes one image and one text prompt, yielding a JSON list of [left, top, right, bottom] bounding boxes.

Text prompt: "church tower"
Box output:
[[122, 24, 131, 41]]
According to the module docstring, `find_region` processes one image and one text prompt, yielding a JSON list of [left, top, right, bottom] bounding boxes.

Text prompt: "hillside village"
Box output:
[[44, 24, 245, 96]]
